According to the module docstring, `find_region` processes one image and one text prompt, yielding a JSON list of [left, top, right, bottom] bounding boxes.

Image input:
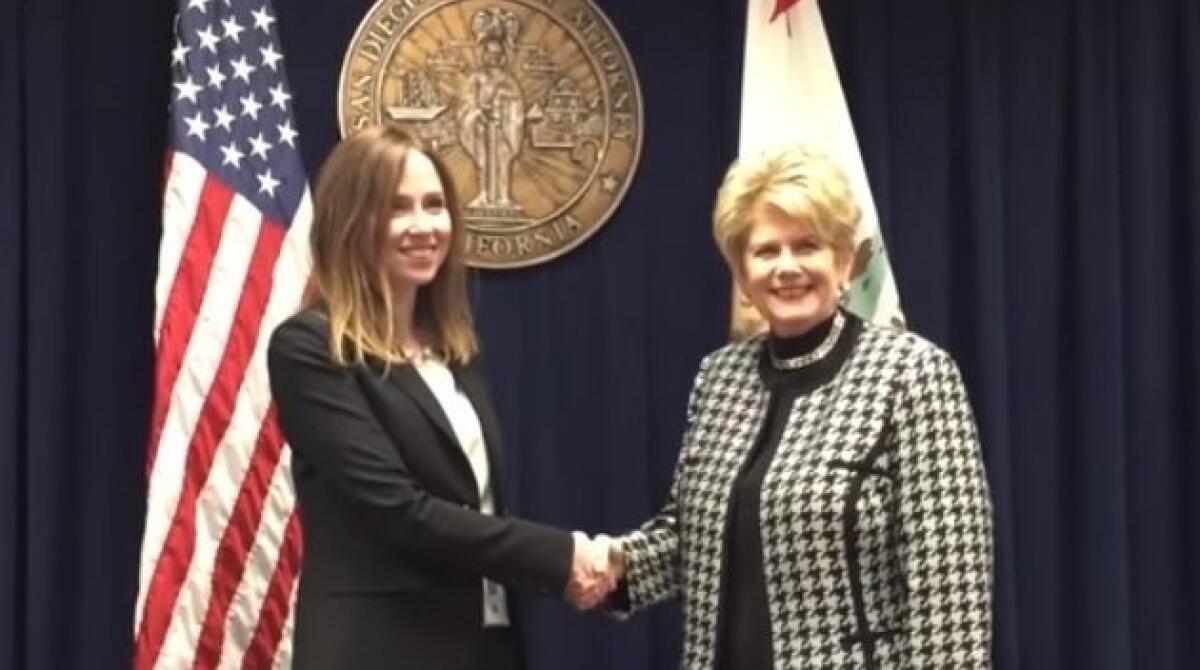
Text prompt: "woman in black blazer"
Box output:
[[267, 125, 611, 670]]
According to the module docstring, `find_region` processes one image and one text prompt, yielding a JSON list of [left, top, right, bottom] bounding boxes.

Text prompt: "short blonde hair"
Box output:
[[713, 146, 861, 275], [309, 124, 477, 366]]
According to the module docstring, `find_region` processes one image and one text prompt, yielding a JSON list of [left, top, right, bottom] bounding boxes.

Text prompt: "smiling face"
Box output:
[[739, 198, 852, 338], [712, 147, 862, 339], [382, 149, 452, 293]]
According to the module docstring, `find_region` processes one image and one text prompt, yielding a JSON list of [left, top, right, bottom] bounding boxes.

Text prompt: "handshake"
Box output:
[[565, 531, 625, 611]]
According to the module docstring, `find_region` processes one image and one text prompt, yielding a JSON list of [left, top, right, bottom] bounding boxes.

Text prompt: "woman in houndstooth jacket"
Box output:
[[605, 147, 994, 669]]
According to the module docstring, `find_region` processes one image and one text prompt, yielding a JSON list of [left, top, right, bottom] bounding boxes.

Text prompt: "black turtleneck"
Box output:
[[714, 310, 862, 670]]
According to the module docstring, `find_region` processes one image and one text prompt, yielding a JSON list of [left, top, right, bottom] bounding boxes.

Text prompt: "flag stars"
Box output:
[[257, 169, 281, 197], [171, 41, 191, 66], [268, 84, 291, 110], [221, 16, 245, 43], [220, 141, 245, 168], [252, 7, 276, 34], [206, 64, 227, 90], [196, 25, 220, 54], [230, 56, 255, 84], [170, 6, 300, 213], [174, 76, 203, 104], [239, 92, 263, 120], [248, 133, 272, 160], [213, 105, 236, 131], [184, 111, 210, 139], [259, 44, 282, 71], [277, 120, 298, 147]]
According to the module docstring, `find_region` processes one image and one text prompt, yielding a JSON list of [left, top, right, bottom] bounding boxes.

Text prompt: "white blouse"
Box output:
[[414, 356, 510, 627]]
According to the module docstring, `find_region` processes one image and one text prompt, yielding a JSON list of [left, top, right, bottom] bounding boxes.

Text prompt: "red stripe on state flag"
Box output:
[[146, 175, 235, 477], [771, 0, 803, 21], [134, 218, 287, 670], [241, 510, 303, 670], [191, 408, 286, 670]]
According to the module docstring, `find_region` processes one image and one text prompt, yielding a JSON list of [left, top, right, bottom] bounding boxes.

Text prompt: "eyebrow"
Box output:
[[392, 192, 444, 204]]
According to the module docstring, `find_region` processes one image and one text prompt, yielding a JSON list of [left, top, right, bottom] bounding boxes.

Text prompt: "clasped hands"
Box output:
[[565, 531, 624, 611]]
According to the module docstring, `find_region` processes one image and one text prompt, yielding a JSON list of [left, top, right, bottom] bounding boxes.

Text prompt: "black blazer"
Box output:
[[267, 309, 573, 670]]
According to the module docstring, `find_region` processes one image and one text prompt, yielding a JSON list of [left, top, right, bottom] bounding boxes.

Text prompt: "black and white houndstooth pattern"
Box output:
[[622, 323, 993, 670]]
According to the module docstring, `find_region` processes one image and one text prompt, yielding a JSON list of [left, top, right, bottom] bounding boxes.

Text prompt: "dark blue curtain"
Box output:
[[3, 0, 1198, 668], [1, 0, 173, 668]]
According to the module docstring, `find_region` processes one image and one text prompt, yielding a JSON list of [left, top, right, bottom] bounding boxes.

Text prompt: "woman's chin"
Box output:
[[766, 303, 834, 336], [389, 267, 439, 290]]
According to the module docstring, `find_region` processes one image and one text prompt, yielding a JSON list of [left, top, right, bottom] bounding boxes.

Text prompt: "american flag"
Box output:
[[133, 0, 311, 667]]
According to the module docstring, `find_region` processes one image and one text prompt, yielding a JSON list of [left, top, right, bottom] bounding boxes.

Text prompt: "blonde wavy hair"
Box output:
[[713, 145, 861, 275], [308, 124, 477, 366]]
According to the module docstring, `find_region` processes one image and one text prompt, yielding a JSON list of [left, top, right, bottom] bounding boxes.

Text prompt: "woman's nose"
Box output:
[[402, 214, 434, 234], [775, 249, 802, 273]]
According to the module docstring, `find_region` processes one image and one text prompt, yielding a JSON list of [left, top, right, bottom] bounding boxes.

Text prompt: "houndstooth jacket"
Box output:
[[620, 322, 993, 670]]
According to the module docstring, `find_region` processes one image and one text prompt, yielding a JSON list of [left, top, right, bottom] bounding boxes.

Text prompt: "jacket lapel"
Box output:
[[389, 364, 458, 448]]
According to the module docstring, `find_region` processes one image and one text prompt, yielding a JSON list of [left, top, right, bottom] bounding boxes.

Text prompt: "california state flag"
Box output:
[[732, 0, 904, 335]]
